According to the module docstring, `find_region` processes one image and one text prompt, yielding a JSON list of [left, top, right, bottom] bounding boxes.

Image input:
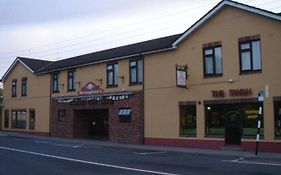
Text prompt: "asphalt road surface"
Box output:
[[0, 135, 281, 175]]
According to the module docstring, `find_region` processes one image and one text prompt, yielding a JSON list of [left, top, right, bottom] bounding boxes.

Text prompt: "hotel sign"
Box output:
[[212, 88, 252, 98], [229, 88, 252, 97], [78, 82, 104, 95], [176, 64, 188, 88]]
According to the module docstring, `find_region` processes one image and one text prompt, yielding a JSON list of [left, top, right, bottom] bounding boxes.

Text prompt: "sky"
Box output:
[[0, 0, 281, 86]]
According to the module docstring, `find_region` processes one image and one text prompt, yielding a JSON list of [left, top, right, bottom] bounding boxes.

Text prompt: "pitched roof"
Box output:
[[18, 57, 53, 72], [37, 34, 181, 74], [173, 0, 281, 46], [3, 0, 281, 77], [1, 57, 52, 81], [37, 0, 281, 74]]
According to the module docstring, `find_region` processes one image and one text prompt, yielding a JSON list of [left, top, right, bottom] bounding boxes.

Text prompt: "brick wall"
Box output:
[[110, 92, 144, 144], [51, 91, 144, 144], [51, 104, 74, 138]]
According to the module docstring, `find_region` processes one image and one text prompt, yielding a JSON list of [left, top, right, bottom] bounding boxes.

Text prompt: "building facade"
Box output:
[[144, 2, 281, 152], [1, 58, 52, 135], [1, 1, 281, 152]]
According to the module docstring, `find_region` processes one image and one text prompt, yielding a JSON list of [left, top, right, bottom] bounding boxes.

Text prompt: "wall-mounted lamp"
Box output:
[[75, 81, 81, 87], [198, 101, 201, 105], [96, 78, 103, 86], [118, 76, 125, 84], [59, 83, 64, 90], [228, 78, 234, 83]]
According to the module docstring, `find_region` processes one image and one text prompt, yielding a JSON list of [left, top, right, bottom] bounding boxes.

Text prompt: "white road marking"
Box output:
[[35, 141, 49, 144], [135, 151, 167, 155], [0, 146, 181, 175], [14, 138, 28, 141], [34, 140, 82, 148], [52, 143, 83, 148], [72, 144, 83, 148], [222, 157, 281, 167]]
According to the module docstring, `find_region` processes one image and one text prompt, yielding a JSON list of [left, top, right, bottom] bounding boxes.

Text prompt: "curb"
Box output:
[[1, 131, 280, 159]]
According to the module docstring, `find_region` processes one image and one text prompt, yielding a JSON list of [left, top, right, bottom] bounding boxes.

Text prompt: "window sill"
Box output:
[[240, 70, 262, 75], [205, 135, 224, 138], [242, 135, 264, 139], [52, 91, 60, 94], [106, 85, 118, 88], [179, 134, 196, 138], [204, 74, 223, 79], [129, 82, 143, 86], [67, 89, 76, 92]]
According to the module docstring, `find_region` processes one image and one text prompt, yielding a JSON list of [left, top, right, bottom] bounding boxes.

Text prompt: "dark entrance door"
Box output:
[[225, 106, 242, 145], [88, 109, 109, 139], [74, 109, 109, 139]]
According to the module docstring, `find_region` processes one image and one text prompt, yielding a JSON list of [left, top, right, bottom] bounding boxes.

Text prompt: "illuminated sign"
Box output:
[[78, 82, 104, 95], [245, 110, 259, 119]]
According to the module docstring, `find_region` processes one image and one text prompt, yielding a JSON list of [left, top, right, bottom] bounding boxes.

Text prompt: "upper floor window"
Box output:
[[239, 36, 261, 73], [203, 42, 222, 77], [129, 59, 143, 85], [21, 78, 27, 96], [52, 73, 60, 93], [12, 79, 17, 97], [107, 63, 118, 87], [67, 70, 76, 91]]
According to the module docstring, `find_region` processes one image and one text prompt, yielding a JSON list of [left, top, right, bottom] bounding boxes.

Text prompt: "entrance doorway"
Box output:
[[205, 102, 262, 145], [74, 109, 109, 139], [224, 106, 242, 145]]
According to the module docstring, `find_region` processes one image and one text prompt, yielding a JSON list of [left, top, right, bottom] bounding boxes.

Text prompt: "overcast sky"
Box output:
[[0, 0, 281, 83]]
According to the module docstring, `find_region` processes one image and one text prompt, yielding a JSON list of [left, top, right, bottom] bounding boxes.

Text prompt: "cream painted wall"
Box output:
[[144, 7, 281, 142], [51, 59, 143, 98], [2, 63, 50, 133]]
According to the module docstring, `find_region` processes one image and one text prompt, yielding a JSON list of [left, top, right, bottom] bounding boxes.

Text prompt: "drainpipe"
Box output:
[[49, 73, 52, 136], [142, 55, 145, 145]]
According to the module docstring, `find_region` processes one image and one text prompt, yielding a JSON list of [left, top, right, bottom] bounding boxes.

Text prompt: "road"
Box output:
[[0, 134, 280, 175]]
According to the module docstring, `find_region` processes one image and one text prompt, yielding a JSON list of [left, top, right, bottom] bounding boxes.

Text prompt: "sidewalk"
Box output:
[[1, 131, 281, 159]]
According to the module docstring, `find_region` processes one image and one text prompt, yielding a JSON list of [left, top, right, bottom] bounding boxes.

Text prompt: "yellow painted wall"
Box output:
[[144, 7, 281, 142], [2, 62, 50, 133], [51, 59, 143, 98]]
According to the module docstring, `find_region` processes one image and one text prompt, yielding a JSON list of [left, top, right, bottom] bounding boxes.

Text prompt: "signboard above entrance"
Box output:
[[212, 88, 252, 98], [78, 82, 104, 95]]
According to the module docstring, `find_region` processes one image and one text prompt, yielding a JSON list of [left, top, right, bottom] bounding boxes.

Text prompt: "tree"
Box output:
[[0, 86, 2, 104]]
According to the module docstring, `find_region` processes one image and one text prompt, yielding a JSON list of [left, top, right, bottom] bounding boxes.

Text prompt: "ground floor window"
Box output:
[[205, 105, 225, 135], [179, 104, 196, 135], [58, 109, 66, 122], [4, 110, 9, 128], [274, 101, 281, 137], [29, 110, 35, 130], [242, 103, 263, 136], [11, 110, 26, 129], [205, 102, 263, 137]]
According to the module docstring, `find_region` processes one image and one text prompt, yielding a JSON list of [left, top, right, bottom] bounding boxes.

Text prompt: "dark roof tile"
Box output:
[[37, 34, 181, 73], [18, 57, 53, 72]]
